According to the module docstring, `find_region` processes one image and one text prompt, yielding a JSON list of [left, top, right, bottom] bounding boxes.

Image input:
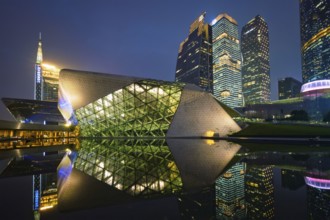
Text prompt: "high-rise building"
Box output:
[[241, 15, 271, 104], [300, 0, 330, 83], [41, 63, 60, 101], [35, 33, 43, 100], [34, 33, 60, 102], [175, 13, 213, 93], [212, 14, 243, 108], [278, 77, 302, 100]]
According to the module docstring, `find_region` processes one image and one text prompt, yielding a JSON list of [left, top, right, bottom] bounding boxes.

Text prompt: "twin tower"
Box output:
[[175, 13, 271, 108]]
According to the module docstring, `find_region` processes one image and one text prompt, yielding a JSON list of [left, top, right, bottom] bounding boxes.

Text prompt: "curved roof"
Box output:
[[305, 176, 330, 190], [300, 80, 330, 93]]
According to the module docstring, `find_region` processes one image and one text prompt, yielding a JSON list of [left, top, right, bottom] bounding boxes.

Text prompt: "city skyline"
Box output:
[[0, 0, 301, 120]]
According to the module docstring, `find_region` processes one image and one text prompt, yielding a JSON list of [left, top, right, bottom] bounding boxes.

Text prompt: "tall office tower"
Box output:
[[212, 13, 243, 108], [241, 15, 271, 104], [175, 12, 213, 93], [34, 34, 60, 102], [300, 0, 330, 83], [35, 33, 43, 100], [278, 77, 302, 100], [215, 162, 246, 219], [245, 166, 275, 219], [42, 63, 60, 101]]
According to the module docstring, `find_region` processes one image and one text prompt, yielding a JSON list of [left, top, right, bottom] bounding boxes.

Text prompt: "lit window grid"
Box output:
[[212, 15, 243, 108], [75, 80, 184, 137], [74, 139, 183, 197]]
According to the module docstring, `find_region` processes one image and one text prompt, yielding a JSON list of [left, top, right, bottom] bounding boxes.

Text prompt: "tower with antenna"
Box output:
[[34, 32, 43, 100]]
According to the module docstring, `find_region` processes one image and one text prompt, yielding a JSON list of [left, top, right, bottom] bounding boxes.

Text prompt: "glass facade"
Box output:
[[278, 77, 302, 100], [175, 13, 213, 93], [212, 14, 243, 108], [74, 139, 183, 197], [42, 63, 59, 102], [75, 80, 184, 137], [241, 15, 271, 104], [300, 0, 330, 83], [35, 34, 43, 101]]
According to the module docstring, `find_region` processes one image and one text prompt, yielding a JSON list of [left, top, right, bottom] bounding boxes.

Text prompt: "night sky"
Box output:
[[0, 0, 301, 120]]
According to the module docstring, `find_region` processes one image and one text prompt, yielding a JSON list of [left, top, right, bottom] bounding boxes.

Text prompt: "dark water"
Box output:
[[0, 138, 329, 220]]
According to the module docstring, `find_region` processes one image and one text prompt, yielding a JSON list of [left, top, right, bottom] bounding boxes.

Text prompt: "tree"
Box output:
[[323, 111, 330, 123], [290, 110, 309, 121]]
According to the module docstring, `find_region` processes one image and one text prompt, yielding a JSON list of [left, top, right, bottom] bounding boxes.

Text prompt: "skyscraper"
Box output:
[[212, 13, 243, 108], [34, 34, 60, 102], [241, 15, 271, 104], [300, 0, 330, 83], [35, 33, 43, 100], [278, 77, 302, 100], [41, 63, 60, 101], [175, 12, 213, 93]]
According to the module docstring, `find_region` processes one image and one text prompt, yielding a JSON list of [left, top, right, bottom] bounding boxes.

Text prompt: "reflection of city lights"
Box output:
[[305, 176, 330, 190], [65, 148, 72, 155], [40, 205, 54, 211], [205, 139, 215, 145]]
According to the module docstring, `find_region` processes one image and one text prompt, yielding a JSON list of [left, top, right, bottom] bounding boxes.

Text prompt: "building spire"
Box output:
[[36, 32, 43, 64]]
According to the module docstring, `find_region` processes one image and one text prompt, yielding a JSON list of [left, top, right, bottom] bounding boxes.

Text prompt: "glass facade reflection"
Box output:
[[215, 162, 246, 219], [245, 166, 274, 219], [74, 139, 183, 197], [1, 140, 330, 219]]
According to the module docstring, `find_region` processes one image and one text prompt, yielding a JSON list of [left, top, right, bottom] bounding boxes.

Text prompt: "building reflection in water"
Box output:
[[74, 139, 183, 197], [22, 139, 330, 219], [245, 165, 274, 219], [215, 162, 246, 219], [305, 156, 330, 219]]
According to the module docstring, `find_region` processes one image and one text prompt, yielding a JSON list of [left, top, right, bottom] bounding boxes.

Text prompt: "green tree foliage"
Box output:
[[290, 110, 309, 121], [323, 111, 330, 122]]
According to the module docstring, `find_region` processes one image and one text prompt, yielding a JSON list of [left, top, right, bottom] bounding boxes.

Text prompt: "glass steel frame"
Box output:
[[75, 80, 184, 137], [74, 139, 183, 197]]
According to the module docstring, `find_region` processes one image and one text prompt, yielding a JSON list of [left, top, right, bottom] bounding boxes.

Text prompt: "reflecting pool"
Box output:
[[0, 138, 329, 219]]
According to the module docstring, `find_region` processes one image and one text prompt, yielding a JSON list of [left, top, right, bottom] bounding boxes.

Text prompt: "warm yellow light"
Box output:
[[65, 148, 72, 155], [40, 205, 54, 211], [204, 130, 215, 137], [205, 139, 215, 145], [65, 121, 72, 127]]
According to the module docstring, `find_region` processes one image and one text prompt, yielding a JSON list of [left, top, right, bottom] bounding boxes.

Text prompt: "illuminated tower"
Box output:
[[215, 162, 246, 219], [35, 33, 43, 100], [41, 63, 60, 101], [212, 13, 242, 108], [175, 12, 213, 93], [241, 15, 270, 104], [245, 166, 275, 219], [300, 0, 330, 83]]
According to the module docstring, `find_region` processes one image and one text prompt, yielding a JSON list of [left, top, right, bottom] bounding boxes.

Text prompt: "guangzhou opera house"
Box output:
[[58, 69, 241, 138]]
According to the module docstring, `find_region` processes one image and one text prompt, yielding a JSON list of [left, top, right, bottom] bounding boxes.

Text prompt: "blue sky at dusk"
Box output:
[[0, 0, 301, 120]]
